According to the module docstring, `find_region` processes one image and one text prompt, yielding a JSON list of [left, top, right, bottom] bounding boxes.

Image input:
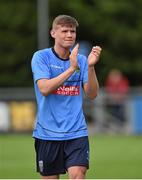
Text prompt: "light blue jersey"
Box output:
[[31, 48, 88, 140]]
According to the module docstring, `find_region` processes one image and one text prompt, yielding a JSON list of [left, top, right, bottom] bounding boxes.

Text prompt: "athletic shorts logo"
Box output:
[[87, 150, 89, 161], [52, 85, 80, 96], [38, 160, 43, 172]]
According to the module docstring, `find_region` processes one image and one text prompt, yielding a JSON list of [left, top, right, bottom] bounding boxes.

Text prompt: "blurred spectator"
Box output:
[[105, 69, 130, 125]]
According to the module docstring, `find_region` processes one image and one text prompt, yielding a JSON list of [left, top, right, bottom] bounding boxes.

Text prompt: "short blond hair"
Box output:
[[52, 15, 79, 29]]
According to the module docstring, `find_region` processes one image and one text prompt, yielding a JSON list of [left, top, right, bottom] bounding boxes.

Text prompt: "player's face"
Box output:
[[51, 25, 76, 48]]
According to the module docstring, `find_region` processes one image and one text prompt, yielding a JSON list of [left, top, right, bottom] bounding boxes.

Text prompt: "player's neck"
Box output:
[[53, 45, 70, 60]]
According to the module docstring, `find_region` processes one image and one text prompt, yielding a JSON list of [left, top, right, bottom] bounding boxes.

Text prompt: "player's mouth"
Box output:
[[65, 40, 74, 42], [65, 40, 75, 44]]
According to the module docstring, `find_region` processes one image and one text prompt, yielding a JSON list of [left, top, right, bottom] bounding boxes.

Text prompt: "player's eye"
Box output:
[[62, 30, 67, 33]]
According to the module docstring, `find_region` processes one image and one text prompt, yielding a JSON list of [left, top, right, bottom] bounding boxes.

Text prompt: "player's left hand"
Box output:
[[88, 46, 102, 67]]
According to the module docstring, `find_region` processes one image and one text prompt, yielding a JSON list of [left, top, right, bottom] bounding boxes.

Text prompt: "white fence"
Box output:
[[84, 87, 142, 135], [0, 87, 142, 134]]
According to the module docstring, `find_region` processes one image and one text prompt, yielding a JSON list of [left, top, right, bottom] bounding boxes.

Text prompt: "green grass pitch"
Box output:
[[0, 134, 142, 179]]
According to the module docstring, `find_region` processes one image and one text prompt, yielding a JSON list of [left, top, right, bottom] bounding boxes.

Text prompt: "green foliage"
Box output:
[[50, 0, 142, 86], [0, 0, 36, 87], [0, 0, 142, 86]]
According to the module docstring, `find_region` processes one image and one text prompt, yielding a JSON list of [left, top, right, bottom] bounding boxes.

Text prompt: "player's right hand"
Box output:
[[69, 43, 79, 70]]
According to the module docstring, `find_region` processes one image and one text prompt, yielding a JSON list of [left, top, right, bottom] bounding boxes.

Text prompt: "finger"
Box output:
[[91, 52, 100, 57], [91, 50, 101, 57], [71, 43, 79, 55], [92, 46, 102, 52], [92, 49, 101, 54], [73, 43, 79, 51]]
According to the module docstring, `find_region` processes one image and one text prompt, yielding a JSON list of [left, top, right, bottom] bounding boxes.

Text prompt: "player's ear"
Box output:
[[50, 29, 56, 38]]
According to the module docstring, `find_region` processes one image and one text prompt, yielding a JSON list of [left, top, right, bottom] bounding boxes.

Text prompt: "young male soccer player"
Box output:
[[31, 14, 102, 179]]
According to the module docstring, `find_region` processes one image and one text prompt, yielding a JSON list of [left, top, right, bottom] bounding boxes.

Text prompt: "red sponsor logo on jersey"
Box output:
[[52, 86, 80, 96]]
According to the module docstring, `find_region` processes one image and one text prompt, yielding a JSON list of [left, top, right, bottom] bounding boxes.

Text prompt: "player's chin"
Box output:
[[64, 41, 75, 48]]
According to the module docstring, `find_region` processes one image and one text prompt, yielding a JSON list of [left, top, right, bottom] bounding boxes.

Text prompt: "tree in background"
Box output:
[[0, 0, 36, 87], [0, 0, 142, 86]]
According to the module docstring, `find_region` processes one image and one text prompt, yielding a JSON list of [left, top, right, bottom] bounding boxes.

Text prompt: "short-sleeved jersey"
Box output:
[[31, 48, 88, 140]]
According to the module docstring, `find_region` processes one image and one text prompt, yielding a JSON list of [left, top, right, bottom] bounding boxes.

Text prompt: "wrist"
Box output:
[[69, 66, 76, 73], [88, 65, 94, 69]]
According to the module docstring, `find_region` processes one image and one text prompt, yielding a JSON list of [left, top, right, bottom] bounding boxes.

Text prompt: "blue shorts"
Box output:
[[34, 136, 89, 176]]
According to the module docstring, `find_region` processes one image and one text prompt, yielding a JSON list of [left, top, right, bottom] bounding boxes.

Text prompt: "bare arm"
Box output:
[[37, 44, 79, 96], [83, 46, 102, 100], [37, 67, 75, 96]]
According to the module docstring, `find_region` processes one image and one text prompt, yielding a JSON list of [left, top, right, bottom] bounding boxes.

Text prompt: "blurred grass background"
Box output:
[[0, 134, 142, 179]]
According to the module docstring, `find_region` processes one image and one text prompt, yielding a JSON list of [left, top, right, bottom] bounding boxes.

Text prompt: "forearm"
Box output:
[[38, 44, 80, 96], [85, 66, 99, 99], [38, 67, 76, 96]]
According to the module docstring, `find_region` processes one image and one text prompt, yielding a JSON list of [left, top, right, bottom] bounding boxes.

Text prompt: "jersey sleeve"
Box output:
[[31, 51, 50, 83]]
